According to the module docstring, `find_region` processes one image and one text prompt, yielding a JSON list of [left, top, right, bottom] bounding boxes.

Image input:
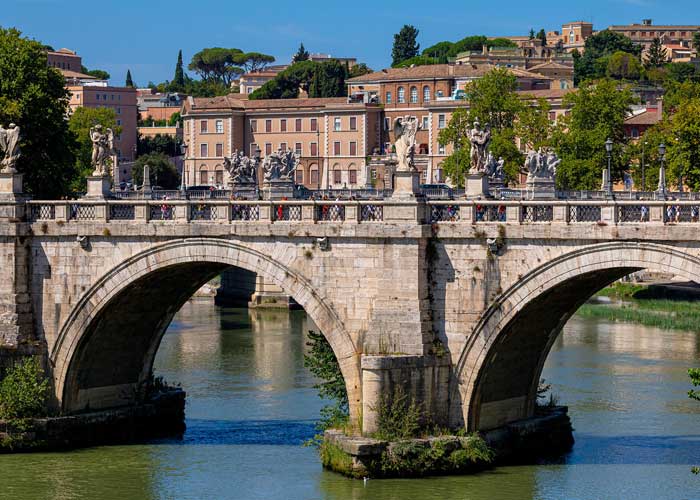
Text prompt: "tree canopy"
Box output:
[[0, 27, 77, 198], [645, 38, 668, 69], [574, 30, 642, 84], [606, 51, 643, 81], [132, 152, 180, 189], [188, 47, 245, 86], [125, 69, 134, 88], [172, 50, 185, 92], [421, 35, 517, 62], [68, 107, 121, 192], [249, 60, 349, 100], [392, 25, 420, 67], [292, 43, 309, 63]]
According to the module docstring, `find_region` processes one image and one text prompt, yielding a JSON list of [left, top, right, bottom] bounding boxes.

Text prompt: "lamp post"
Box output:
[[641, 140, 647, 191], [604, 138, 613, 197], [254, 146, 261, 199], [657, 142, 667, 199], [179, 142, 188, 195]]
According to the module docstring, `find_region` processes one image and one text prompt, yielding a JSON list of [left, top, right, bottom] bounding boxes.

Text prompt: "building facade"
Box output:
[[608, 19, 700, 51]]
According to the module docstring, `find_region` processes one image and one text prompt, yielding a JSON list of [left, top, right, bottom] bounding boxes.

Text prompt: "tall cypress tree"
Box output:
[[292, 43, 309, 63], [125, 69, 134, 88], [645, 38, 668, 68], [391, 25, 420, 67], [173, 49, 185, 90]]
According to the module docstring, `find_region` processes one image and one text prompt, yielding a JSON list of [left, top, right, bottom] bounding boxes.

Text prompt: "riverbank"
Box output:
[[0, 390, 185, 453], [322, 406, 574, 479], [577, 281, 700, 331]]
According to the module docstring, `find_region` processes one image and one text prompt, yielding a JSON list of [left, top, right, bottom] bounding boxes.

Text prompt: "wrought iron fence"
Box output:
[[190, 204, 218, 221], [618, 205, 648, 222], [568, 205, 601, 222], [69, 204, 96, 221], [360, 204, 383, 222], [274, 205, 302, 221], [231, 205, 260, 221], [522, 205, 553, 223], [429, 204, 460, 222], [475, 204, 506, 222], [30, 204, 56, 221], [109, 204, 135, 220], [149, 204, 175, 220], [316, 204, 345, 221]]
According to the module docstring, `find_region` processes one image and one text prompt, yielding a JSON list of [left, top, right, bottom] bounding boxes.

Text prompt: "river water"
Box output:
[[2, 299, 700, 500]]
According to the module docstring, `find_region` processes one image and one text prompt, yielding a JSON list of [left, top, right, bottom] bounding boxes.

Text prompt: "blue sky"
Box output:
[[4, 0, 697, 86]]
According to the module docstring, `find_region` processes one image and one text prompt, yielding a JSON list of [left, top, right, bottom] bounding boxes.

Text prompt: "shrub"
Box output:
[[372, 386, 423, 441], [0, 358, 50, 430]]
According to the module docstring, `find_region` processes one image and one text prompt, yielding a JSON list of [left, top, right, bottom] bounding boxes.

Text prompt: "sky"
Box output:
[[3, 0, 698, 86]]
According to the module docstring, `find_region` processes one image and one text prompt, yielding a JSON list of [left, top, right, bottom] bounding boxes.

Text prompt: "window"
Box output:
[[438, 114, 446, 129], [333, 169, 342, 184], [216, 120, 223, 134], [436, 90, 444, 97], [200, 143, 208, 157], [296, 169, 304, 184], [200, 120, 208, 133], [200, 169, 209, 185], [250, 119, 257, 132], [295, 142, 302, 155], [549, 111, 557, 121], [116, 119, 121, 126], [410, 86, 418, 103], [280, 142, 287, 152], [438, 144, 445, 155], [117, 107, 121, 114], [386, 91, 392, 104], [384, 117, 390, 130], [265, 143, 272, 155], [95, 94, 99, 101], [215, 169, 224, 185], [423, 86, 431, 102], [250, 143, 258, 155], [216, 143, 223, 156], [371, 169, 377, 180], [422, 116, 429, 130], [310, 118, 318, 131], [310, 166, 319, 184], [398, 86, 405, 103], [280, 119, 287, 132], [334, 117, 341, 131], [349, 116, 357, 130], [310, 142, 318, 156], [295, 118, 302, 132], [265, 119, 272, 132], [333, 141, 341, 155], [349, 141, 357, 156], [631, 127, 639, 139], [349, 169, 357, 185]]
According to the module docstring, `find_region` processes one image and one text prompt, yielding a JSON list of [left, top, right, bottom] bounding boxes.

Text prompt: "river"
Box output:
[[2, 298, 700, 500]]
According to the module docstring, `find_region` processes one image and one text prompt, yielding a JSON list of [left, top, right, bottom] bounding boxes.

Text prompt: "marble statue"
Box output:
[[263, 148, 297, 182], [393, 116, 421, 172], [467, 120, 491, 174], [224, 150, 258, 185], [0, 123, 21, 174], [524, 148, 560, 182], [485, 152, 505, 183], [89, 125, 115, 176]]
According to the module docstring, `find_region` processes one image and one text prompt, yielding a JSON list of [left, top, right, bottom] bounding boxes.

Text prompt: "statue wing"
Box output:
[[0, 127, 7, 153], [393, 118, 404, 138], [106, 129, 114, 150]]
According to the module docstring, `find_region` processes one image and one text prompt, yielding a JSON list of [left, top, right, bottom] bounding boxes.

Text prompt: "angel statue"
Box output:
[[0, 123, 22, 174], [89, 124, 115, 176], [467, 120, 491, 174], [393, 116, 421, 172]]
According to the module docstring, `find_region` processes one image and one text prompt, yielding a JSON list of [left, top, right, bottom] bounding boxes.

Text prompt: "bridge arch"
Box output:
[[50, 238, 360, 420], [455, 241, 700, 431]]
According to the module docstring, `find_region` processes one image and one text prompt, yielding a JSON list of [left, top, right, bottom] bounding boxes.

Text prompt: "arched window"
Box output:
[[199, 165, 209, 185], [333, 163, 342, 185], [215, 164, 224, 186], [410, 86, 418, 103], [397, 86, 405, 103], [348, 163, 357, 185], [309, 163, 319, 185], [423, 86, 430, 102]]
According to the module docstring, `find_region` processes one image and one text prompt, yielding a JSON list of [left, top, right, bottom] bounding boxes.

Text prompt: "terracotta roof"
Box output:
[[609, 24, 700, 30], [528, 61, 573, 71], [59, 69, 97, 79], [185, 95, 371, 114], [516, 88, 576, 99], [347, 64, 551, 84], [624, 109, 661, 126]]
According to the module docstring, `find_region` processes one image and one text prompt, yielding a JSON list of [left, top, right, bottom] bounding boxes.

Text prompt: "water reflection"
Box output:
[[1, 302, 700, 500]]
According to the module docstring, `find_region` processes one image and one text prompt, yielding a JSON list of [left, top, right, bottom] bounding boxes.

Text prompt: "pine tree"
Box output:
[[125, 69, 134, 88], [173, 50, 185, 90], [537, 29, 547, 46], [292, 43, 309, 63], [391, 25, 420, 67], [645, 37, 668, 68], [529, 28, 535, 40]]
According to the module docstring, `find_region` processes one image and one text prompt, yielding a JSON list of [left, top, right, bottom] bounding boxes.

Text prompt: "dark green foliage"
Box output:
[[392, 24, 420, 67], [665, 63, 699, 83], [0, 358, 50, 430], [172, 50, 185, 91], [132, 152, 180, 189], [0, 27, 77, 198], [689, 369, 700, 401], [292, 43, 309, 63], [348, 63, 372, 78], [188, 47, 244, 86], [421, 36, 517, 63], [606, 51, 643, 80], [309, 60, 347, 98], [137, 134, 182, 157], [303, 330, 348, 430], [372, 387, 423, 441], [250, 60, 346, 100], [394, 55, 442, 68], [645, 37, 668, 69], [574, 30, 642, 84], [536, 29, 547, 46], [125, 69, 134, 87], [85, 68, 110, 80], [68, 106, 120, 192]]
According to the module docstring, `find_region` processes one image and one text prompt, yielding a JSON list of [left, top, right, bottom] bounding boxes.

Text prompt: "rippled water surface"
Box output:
[[2, 299, 699, 500]]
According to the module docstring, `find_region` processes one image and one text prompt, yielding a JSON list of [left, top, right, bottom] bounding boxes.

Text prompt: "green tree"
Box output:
[[552, 78, 636, 190], [239, 52, 275, 73], [663, 98, 700, 191], [0, 27, 77, 198], [303, 330, 348, 429], [68, 107, 121, 192], [172, 50, 185, 91], [0, 358, 50, 427], [168, 111, 182, 127], [292, 43, 309, 63], [392, 24, 420, 67], [422, 40, 454, 59], [249, 60, 347, 100], [574, 30, 641, 84], [529, 28, 535, 40], [394, 55, 441, 68], [125, 69, 134, 88], [665, 62, 698, 83], [348, 63, 372, 78], [131, 152, 180, 189], [516, 97, 554, 151], [137, 133, 181, 157], [663, 80, 700, 112], [86, 69, 110, 80], [645, 37, 668, 68], [188, 47, 244, 86], [536, 29, 547, 46], [465, 67, 523, 131], [309, 60, 347, 98], [606, 51, 643, 80]]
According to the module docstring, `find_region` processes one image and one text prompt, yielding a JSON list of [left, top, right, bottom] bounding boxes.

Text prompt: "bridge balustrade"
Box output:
[[569, 205, 602, 223], [316, 204, 345, 222], [360, 204, 383, 222], [273, 205, 302, 221]]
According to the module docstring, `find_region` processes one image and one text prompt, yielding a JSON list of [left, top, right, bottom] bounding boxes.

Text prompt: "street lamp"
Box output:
[[657, 142, 667, 199], [179, 142, 188, 194], [641, 141, 647, 191], [604, 138, 613, 197], [254, 146, 262, 199]]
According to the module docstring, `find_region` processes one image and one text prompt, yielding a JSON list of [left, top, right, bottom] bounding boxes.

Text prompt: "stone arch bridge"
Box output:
[[1, 197, 699, 432]]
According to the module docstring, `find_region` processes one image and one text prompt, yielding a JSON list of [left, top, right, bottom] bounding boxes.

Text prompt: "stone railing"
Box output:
[[19, 199, 700, 225]]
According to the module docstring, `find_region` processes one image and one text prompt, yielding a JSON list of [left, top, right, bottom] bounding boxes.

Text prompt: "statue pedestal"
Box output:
[[0, 172, 23, 199], [262, 179, 294, 200], [230, 181, 258, 200], [84, 176, 112, 199], [390, 170, 421, 200], [525, 178, 557, 200], [465, 173, 490, 199]]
